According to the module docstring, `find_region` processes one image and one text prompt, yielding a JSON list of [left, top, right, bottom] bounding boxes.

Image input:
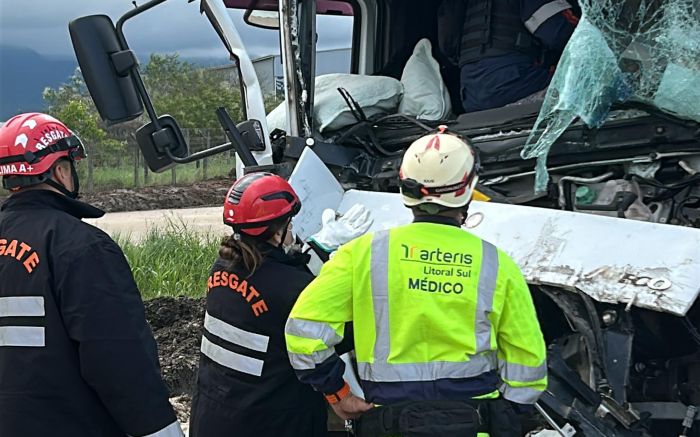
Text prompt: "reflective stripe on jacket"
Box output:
[[285, 221, 547, 405], [190, 248, 330, 437]]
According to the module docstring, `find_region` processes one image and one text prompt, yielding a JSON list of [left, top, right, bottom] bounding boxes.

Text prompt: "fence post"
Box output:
[[143, 157, 150, 185], [203, 130, 210, 180], [87, 143, 95, 193], [173, 129, 187, 185], [132, 137, 141, 188]]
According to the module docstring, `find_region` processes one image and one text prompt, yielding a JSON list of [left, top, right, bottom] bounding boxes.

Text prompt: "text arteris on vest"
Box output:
[[400, 244, 473, 294]]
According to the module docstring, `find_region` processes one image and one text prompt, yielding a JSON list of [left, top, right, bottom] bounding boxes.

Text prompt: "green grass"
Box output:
[[116, 222, 222, 300], [82, 157, 234, 191], [0, 157, 235, 197]]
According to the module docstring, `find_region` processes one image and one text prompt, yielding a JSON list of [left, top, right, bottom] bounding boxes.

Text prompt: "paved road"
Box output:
[[85, 206, 230, 242]]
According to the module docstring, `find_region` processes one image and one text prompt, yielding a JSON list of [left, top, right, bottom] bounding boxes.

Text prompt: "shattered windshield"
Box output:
[[522, 0, 700, 192]]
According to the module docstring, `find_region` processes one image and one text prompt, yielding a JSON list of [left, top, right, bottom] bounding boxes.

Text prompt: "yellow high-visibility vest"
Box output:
[[286, 221, 547, 405]]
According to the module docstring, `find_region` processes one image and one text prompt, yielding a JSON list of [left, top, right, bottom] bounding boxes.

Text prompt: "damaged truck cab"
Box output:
[[68, 0, 700, 435], [237, 4, 700, 436]]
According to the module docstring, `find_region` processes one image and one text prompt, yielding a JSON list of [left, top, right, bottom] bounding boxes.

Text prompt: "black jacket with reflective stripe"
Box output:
[[190, 247, 329, 437], [0, 190, 177, 437]]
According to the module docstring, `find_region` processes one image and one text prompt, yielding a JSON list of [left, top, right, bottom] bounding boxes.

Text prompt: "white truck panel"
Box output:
[[339, 190, 700, 316], [202, 0, 273, 177]]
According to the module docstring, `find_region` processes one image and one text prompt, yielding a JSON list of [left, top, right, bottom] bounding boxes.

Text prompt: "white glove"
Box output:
[[308, 204, 373, 252]]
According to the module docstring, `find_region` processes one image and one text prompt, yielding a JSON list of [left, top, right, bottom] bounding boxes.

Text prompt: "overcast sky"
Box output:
[[0, 0, 354, 60]]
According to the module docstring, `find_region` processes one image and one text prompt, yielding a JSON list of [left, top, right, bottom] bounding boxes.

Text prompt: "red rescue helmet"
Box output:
[[223, 172, 301, 236], [0, 113, 86, 191]]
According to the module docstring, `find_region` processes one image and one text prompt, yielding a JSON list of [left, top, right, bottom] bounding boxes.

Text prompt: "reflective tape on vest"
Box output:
[[524, 0, 572, 33], [499, 359, 547, 383], [200, 336, 264, 376], [370, 230, 391, 364], [288, 348, 336, 370], [358, 352, 498, 382], [365, 231, 500, 382], [204, 312, 269, 353], [0, 326, 45, 347], [286, 318, 343, 347], [475, 240, 498, 353], [501, 384, 543, 404], [0, 296, 44, 317]]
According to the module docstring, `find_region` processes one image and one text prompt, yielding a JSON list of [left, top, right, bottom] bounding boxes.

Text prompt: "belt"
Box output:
[[354, 400, 485, 437], [353, 399, 522, 437]]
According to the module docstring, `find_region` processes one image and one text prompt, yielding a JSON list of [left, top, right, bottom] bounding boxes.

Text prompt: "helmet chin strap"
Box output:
[[279, 219, 293, 249], [459, 203, 471, 225], [46, 160, 80, 199]]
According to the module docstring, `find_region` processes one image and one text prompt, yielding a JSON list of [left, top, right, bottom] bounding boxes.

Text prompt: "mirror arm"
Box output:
[[105, 1, 261, 169], [114, 0, 170, 130], [216, 107, 259, 167], [164, 142, 235, 164], [158, 106, 261, 166]]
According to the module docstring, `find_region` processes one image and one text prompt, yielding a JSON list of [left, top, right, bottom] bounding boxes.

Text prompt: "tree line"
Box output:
[[41, 54, 281, 191]]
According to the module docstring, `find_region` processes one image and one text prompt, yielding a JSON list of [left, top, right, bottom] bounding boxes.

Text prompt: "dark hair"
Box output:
[[219, 216, 290, 276]]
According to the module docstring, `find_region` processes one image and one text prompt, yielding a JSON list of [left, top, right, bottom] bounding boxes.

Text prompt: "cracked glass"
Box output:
[[522, 0, 700, 192]]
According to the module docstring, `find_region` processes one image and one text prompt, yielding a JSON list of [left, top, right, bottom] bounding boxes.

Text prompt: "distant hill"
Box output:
[[0, 45, 77, 120]]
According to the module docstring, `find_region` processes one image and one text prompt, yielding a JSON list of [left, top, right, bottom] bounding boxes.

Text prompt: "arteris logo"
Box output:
[[400, 244, 473, 265]]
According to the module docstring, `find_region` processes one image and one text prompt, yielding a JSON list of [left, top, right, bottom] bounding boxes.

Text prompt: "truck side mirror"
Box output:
[[135, 115, 188, 172], [69, 2, 263, 173], [237, 119, 266, 152], [69, 15, 144, 124], [244, 9, 280, 29]]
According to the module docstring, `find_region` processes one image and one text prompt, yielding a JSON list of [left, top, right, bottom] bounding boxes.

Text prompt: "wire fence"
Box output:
[[76, 127, 236, 193]]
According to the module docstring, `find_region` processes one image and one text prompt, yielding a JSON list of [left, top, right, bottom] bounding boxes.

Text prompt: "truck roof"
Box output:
[[223, 0, 354, 16]]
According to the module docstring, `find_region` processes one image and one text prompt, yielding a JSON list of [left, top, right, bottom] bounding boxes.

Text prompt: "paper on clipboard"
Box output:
[[288, 147, 345, 241]]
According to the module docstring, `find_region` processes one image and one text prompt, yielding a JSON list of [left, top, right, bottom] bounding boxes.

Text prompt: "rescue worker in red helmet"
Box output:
[[0, 113, 183, 437], [189, 172, 372, 437]]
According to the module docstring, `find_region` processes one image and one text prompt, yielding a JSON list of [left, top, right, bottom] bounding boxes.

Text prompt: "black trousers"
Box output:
[[354, 399, 522, 437], [189, 391, 328, 437]]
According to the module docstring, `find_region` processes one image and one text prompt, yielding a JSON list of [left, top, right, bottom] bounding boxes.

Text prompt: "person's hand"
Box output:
[[330, 394, 374, 420], [309, 204, 373, 252]]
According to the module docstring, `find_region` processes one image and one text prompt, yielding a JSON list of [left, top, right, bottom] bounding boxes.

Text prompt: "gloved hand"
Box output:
[[308, 204, 373, 252]]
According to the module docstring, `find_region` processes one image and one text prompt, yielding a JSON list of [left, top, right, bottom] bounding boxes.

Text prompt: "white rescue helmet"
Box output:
[[399, 126, 479, 209]]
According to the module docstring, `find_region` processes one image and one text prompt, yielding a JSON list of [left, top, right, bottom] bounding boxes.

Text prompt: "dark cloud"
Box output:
[[0, 0, 353, 60]]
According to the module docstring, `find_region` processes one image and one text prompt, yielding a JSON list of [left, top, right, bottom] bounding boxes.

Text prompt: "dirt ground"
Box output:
[[144, 297, 205, 427], [0, 178, 231, 212], [80, 178, 231, 213]]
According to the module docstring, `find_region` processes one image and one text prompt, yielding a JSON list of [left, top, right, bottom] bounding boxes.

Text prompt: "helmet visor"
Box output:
[[56, 136, 87, 161]]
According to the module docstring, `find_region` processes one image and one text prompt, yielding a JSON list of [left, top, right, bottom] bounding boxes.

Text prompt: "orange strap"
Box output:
[[324, 382, 351, 405]]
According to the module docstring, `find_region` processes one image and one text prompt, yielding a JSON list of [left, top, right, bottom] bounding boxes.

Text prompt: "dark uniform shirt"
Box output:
[[460, 0, 578, 112], [189, 245, 329, 437], [0, 190, 178, 437]]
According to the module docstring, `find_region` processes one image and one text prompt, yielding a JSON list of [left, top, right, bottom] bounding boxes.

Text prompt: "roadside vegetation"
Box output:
[[75, 155, 234, 190], [116, 223, 223, 300]]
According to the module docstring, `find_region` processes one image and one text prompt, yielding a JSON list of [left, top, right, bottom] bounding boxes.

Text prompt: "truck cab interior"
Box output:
[[227, 0, 700, 235], [234, 0, 575, 117]]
